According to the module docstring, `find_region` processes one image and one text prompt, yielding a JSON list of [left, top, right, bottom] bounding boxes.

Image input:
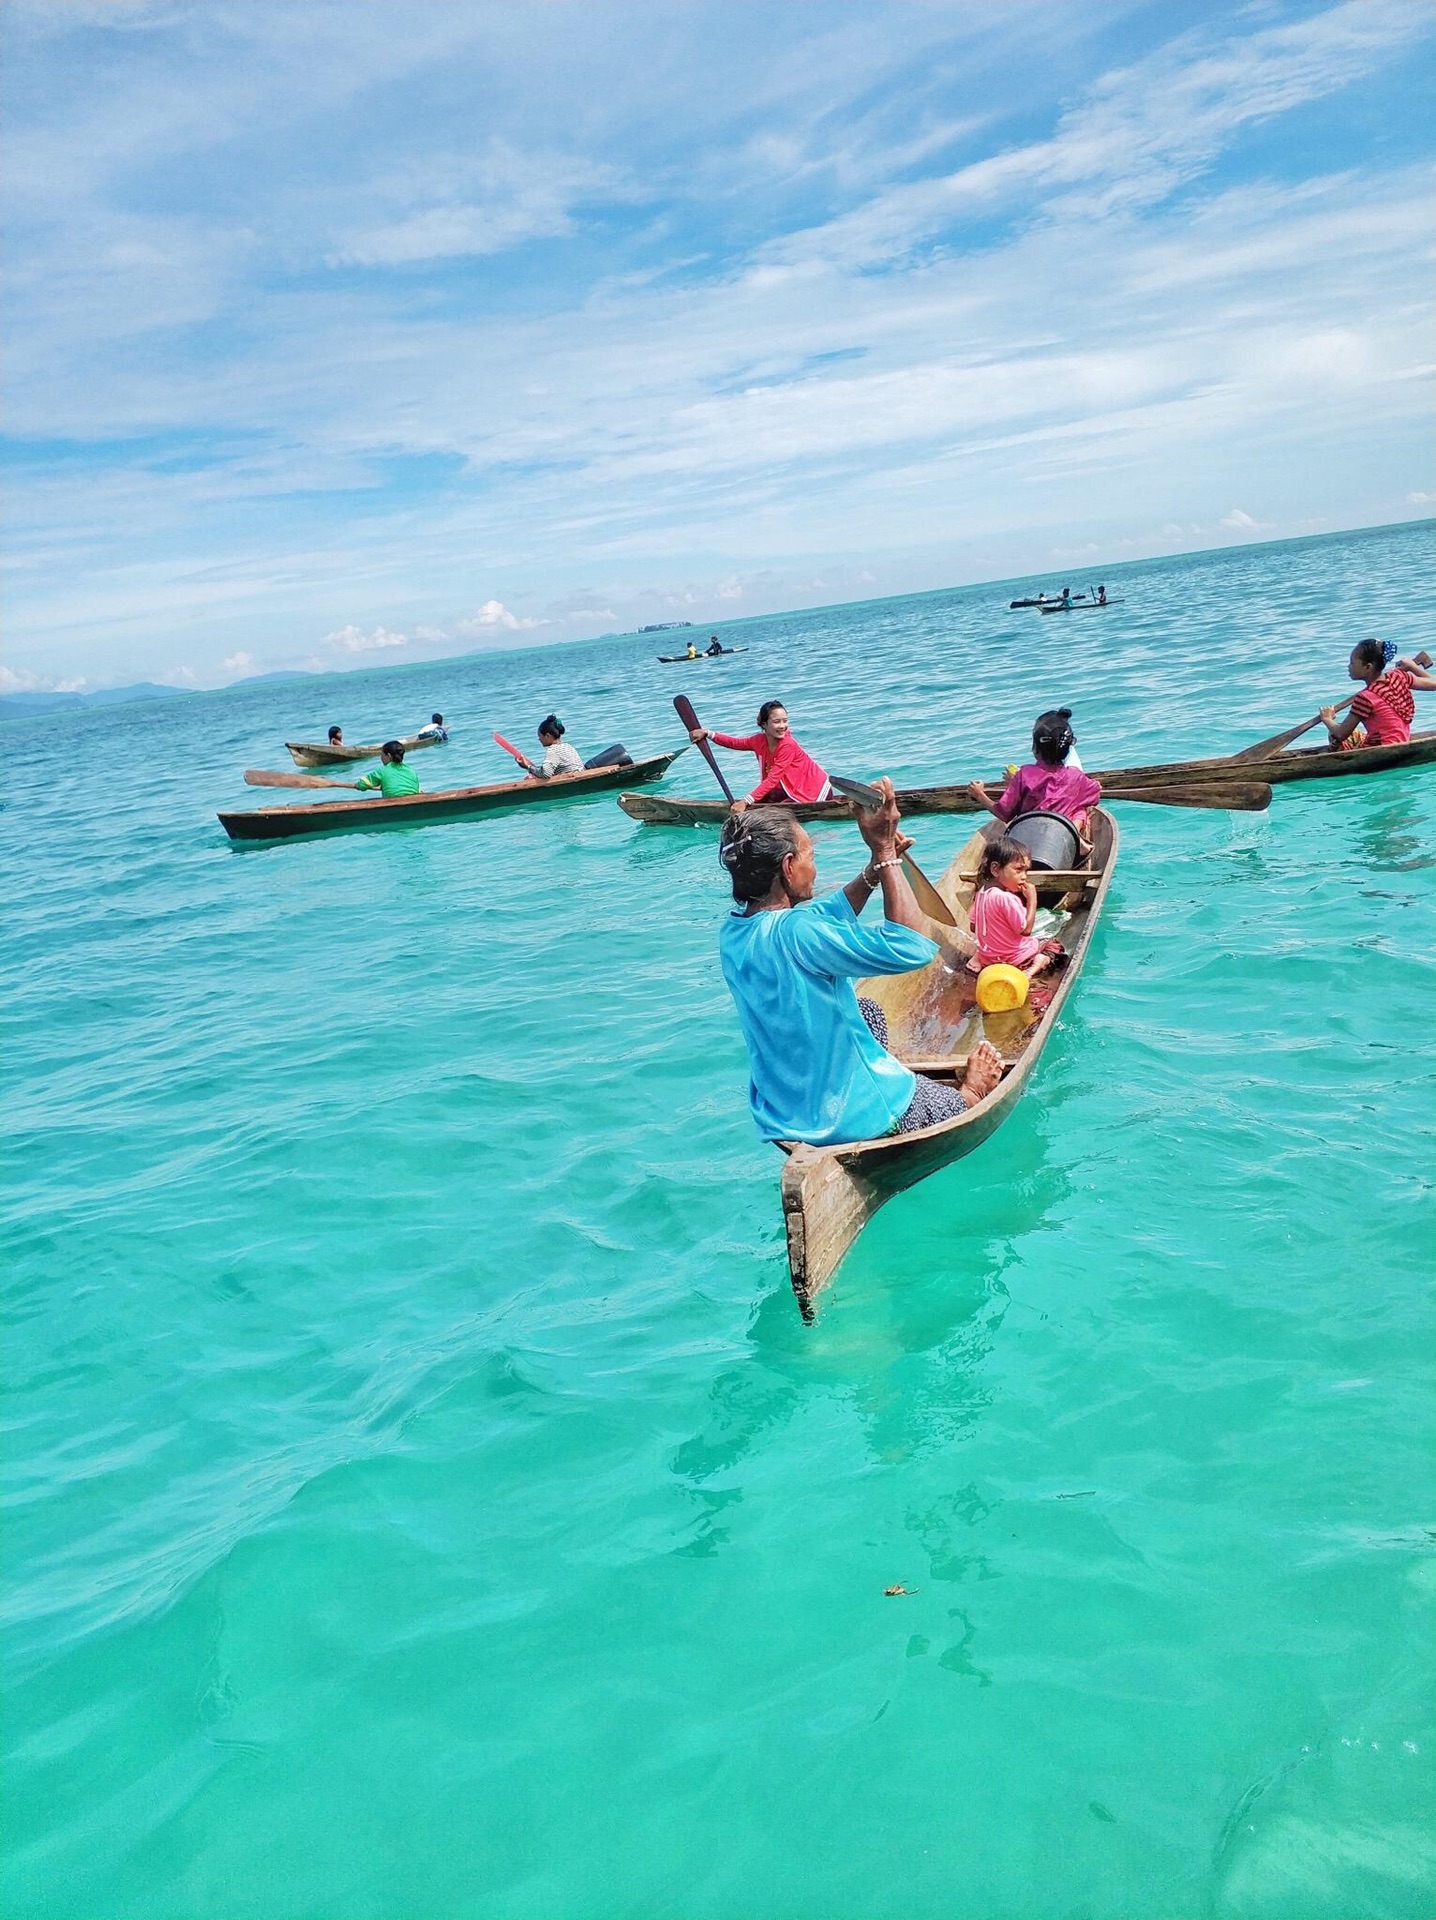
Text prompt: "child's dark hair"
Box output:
[[976, 835, 1030, 888], [1352, 638, 1396, 674], [539, 713, 565, 738], [756, 700, 786, 727], [1032, 707, 1075, 767], [719, 807, 800, 903], [381, 739, 405, 761]]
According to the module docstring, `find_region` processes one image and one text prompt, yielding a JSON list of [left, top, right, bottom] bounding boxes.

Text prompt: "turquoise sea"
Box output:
[[5, 521, 1434, 1920]]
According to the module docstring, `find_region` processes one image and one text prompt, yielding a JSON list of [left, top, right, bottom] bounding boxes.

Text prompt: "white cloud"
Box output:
[[0, 663, 86, 693], [325, 623, 409, 652], [330, 150, 630, 267], [764, 0, 1429, 272], [1220, 507, 1262, 530], [222, 650, 255, 673], [1409, 491, 1434, 506], [454, 600, 543, 634]]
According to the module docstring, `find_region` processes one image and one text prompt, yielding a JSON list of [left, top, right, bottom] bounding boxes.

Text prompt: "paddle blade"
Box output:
[[672, 695, 736, 802], [244, 768, 358, 789], [1233, 693, 1354, 760], [829, 773, 884, 809], [493, 732, 529, 765], [902, 855, 958, 927], [1103, 781, 1272, 811]]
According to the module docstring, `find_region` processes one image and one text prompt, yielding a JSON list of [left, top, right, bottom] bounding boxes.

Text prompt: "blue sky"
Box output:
[[3, 0, 1433, 691]]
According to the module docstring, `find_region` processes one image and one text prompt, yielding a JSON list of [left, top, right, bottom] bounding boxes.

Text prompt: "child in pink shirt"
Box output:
[[968, 837, 1065, 979], [968, 707, 1101, 833], [689, 700, 831, 808]]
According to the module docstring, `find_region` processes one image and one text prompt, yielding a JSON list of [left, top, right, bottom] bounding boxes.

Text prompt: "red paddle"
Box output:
[[494, 731, 530, 768], [672, 695, 736, 803]]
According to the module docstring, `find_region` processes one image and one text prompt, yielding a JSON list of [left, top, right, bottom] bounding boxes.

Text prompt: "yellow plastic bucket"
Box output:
[[975, 963, 1028, 1013]]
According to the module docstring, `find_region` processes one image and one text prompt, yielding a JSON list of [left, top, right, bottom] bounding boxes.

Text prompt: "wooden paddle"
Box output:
[[245, 769, 360, 789], [1101, 780, 1271, 810], [827, 775, 959, 927], [1231, 695, 1355, 761], [672, 695, 737, 802]]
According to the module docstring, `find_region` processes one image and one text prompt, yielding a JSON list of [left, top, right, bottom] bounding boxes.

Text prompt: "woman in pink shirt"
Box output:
[[688, 700, 832, 812], [967, 707, 1101, 834]]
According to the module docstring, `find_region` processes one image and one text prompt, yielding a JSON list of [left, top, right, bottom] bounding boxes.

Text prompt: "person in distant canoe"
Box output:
[[1059, 587, 1072, 607], [687, 700, 831, 812], [354, 741, 420, 797], [967, 708, 1101, 831], [519, 714, 584, 779], [416, 712, 448, 741], [716, 781, 1004, 1147], [1095, 585, 1107, 605], [686, 641, 698, 658], [327, 725, 343, 746], [706, 635, 724, 655], [1320, 639, 1436, 751]]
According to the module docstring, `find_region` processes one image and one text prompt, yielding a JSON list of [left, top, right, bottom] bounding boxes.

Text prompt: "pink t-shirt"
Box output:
[[1350, 670, 1414, 746], [710, 730, 831, 803], [971, 886, 1039, 967], [993, 762, 1101, 824]]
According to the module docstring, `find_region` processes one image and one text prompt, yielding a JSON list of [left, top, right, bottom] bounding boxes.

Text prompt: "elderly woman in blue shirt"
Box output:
[[717, 779, 1003, 1146]]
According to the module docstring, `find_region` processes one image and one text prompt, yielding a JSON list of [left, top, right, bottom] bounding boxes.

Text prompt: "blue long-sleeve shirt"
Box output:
[[718, 891, 938, 1145]]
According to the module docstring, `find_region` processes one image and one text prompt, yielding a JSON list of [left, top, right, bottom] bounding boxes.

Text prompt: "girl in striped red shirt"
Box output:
[[1321, 640, 1436, 750]]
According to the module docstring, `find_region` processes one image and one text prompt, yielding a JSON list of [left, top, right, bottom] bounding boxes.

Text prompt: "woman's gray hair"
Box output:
[[718, 807, 800, 903]]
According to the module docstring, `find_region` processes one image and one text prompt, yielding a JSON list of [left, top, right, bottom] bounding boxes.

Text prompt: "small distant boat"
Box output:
[[1009, 596, 1055, 609], [1038, 598, 1119, 614], [286, 732, 446, 768], [640, 622, 695, 633], [222, 750, 684, 844], [657, 647, 749, 663]]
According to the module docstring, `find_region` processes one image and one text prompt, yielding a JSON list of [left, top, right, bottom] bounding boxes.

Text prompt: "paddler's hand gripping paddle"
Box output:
[[829, 774, 958, 929]]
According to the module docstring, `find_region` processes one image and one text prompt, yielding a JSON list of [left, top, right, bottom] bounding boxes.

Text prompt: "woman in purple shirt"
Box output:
[[967, 707, 1101, 831]]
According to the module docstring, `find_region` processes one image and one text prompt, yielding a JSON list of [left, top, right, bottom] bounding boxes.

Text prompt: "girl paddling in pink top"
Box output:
[[967, 707, 1101, 849], [688, 700, 832, 813], [969, 837, 1066, 980]]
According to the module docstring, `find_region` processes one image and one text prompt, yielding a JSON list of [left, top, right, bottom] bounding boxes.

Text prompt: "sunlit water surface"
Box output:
[[5, 523, 1434, 1919]]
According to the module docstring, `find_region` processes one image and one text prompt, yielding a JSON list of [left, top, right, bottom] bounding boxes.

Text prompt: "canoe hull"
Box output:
[[778, 809, 1120, 1318], [221, 750, 683, 843], [286, 733, 443, 767], [617, 731, 1436, 825]]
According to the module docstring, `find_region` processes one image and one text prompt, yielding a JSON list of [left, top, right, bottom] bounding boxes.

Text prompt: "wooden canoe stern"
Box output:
[[781, 1148, 882, 1321]]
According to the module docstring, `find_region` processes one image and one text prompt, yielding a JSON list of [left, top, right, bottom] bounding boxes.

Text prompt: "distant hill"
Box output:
[[0, 681, 194, 719], [237, 670, 316, 684]]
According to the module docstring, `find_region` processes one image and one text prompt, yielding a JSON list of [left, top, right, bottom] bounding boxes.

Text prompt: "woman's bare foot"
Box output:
[[960, 1040, 1004, 1106]]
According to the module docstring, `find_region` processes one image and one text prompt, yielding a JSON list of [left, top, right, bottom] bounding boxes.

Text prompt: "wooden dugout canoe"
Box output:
[[616, 729, 1436, 825], [286, 732, 445, 767], [778, 808, 1118, 1319], [220, 749, 684, 843]]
